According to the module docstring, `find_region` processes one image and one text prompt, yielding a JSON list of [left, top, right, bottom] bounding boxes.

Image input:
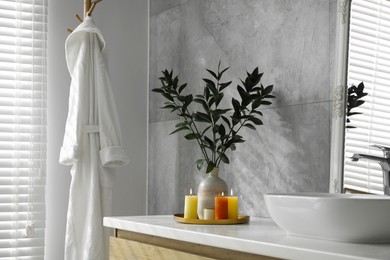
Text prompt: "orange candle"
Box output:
[[215, 192, 228, 220]]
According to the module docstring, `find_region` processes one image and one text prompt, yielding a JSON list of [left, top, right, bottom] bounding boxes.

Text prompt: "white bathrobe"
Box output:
[[59, 16, 129, 260]]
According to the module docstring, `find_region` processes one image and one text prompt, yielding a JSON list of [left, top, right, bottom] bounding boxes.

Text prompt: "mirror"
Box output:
[[330, 0, 390, 194]]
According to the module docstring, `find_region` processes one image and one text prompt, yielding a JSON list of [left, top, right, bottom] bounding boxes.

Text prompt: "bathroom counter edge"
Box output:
[[104, 215, 390, 260]]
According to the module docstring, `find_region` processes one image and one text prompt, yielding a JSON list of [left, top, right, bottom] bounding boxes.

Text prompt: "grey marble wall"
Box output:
[[148, 0, 336, 217]]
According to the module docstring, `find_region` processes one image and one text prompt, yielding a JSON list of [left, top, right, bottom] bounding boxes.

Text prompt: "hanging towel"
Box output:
[[60, 16, 129, 260]]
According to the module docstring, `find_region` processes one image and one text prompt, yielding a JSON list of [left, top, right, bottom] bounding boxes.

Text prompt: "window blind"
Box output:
[[0, 0, 47, 259], [344, 0, 390, 194]]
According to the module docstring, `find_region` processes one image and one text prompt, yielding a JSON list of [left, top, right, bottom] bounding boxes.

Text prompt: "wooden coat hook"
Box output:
[[67, 0, 103, 33]]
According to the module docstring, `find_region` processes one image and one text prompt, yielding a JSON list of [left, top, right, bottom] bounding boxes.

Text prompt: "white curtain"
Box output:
[[344, 0, 390, 194], [0, 0, 47, 258]]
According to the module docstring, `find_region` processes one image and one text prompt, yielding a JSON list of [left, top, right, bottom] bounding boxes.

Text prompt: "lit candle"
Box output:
[[203, 208, 215, 220], [215, 192, 228, 220], [184, 188, 198, 219], [228, 189, 238, 219]]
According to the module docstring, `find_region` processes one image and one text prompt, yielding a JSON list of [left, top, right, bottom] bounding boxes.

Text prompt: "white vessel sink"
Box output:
[[264, 193, 390, 243]]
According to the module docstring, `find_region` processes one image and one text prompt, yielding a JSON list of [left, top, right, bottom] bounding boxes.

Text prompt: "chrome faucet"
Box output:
[[351, 145, 390, 195]]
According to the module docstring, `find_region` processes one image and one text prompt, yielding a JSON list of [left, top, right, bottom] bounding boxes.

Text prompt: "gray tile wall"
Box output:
[[148, 0, 336, 217]]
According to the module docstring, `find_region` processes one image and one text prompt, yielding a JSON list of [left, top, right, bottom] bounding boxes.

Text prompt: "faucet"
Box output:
[[351, 144, 390, 195]]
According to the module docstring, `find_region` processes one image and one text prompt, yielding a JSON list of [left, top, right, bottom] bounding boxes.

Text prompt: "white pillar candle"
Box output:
[[203, 208, 215, 220]]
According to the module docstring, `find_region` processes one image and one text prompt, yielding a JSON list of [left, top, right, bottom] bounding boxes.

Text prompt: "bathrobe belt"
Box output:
[[83, 125, 99, 133]]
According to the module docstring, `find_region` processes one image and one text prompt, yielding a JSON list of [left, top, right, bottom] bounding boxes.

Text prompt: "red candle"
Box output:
[[215, 192, 228, 220]]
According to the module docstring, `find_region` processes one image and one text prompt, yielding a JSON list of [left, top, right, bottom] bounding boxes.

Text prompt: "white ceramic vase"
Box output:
[[197, 168, 228, 219]]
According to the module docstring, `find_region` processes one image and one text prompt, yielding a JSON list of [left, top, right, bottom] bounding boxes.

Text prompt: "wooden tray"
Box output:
[[173, 214, 250, 225]]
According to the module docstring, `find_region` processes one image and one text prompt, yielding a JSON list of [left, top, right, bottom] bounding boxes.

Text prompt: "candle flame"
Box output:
[[231, 188, 233, 196], [190, 188, 193, 195], [221, 191, 224, 196]]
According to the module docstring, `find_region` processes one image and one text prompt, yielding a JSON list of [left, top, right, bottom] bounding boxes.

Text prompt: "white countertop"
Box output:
[[103, 215, 390, 260]]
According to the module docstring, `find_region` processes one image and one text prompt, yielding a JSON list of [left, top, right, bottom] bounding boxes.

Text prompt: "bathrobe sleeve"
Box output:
[[59, 40, 88, 166], [94, 40, 129, 168], [59, 52, 85, 165]]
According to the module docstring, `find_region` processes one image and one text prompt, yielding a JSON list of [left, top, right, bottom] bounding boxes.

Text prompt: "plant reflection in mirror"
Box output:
[[152, 62, 275, 173], [346, 82, 367, 129]]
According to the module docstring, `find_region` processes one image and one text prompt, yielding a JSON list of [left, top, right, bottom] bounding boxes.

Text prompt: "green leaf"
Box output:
[[249, 117, 263, 125], [182, 95, 193, 112], [219, 153, 230, 164], [194, 98, 209, 112], [218, 124, 226, 136], [221, 115, 231, 128], [232, 114, 240, 126], [206, 162, 216, 173], [218, 67, 229, 80], [244, 123, 256, 130], [170, 126, 189, 135], [151, 88, 165, 93], [178, 83, 188, 94], [252, 98, 262, 110], [211, 110, 220, 123], [203, 78, 218, 95], [161, 92, 174, 102], [206, 69, 218, 79], [263, 85, 273, 95], [215, 93, 224, 107], [232, 98, 240, 114], [175, 122, 189, 128], [161, 104, 176, 110], [216, 108, 231, 114], [204, 87, 210, 100], [193, 112, 212, 123], [237, 85, 248, 102], [232, 134, 244, 140], [185, 133, 199, 140], [357, 82, 364, 91], [250, 68, 262, 86], [185, 94, 193, 104], [225, 135, 244, 148], [196, 159, 206, 171], [252, 110, 263, 116], [204, 136, 215, 150], [177, 95, 186, 102], [242, 78, 251, 92], [347, 112, 362, 116], [219, 81, 232, 91], [208, 97, 215, 107], [355, 100, 365, 107], [172, 76, 179, 89], [260, 100, 272, 105]]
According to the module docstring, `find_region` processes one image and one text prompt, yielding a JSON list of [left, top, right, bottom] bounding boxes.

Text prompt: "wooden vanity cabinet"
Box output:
[[109, 229, 278, 260]]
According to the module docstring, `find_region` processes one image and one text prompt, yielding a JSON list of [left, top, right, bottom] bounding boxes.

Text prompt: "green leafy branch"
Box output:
[[152, 63, 275, 173], [347, 82, 367, 129]]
